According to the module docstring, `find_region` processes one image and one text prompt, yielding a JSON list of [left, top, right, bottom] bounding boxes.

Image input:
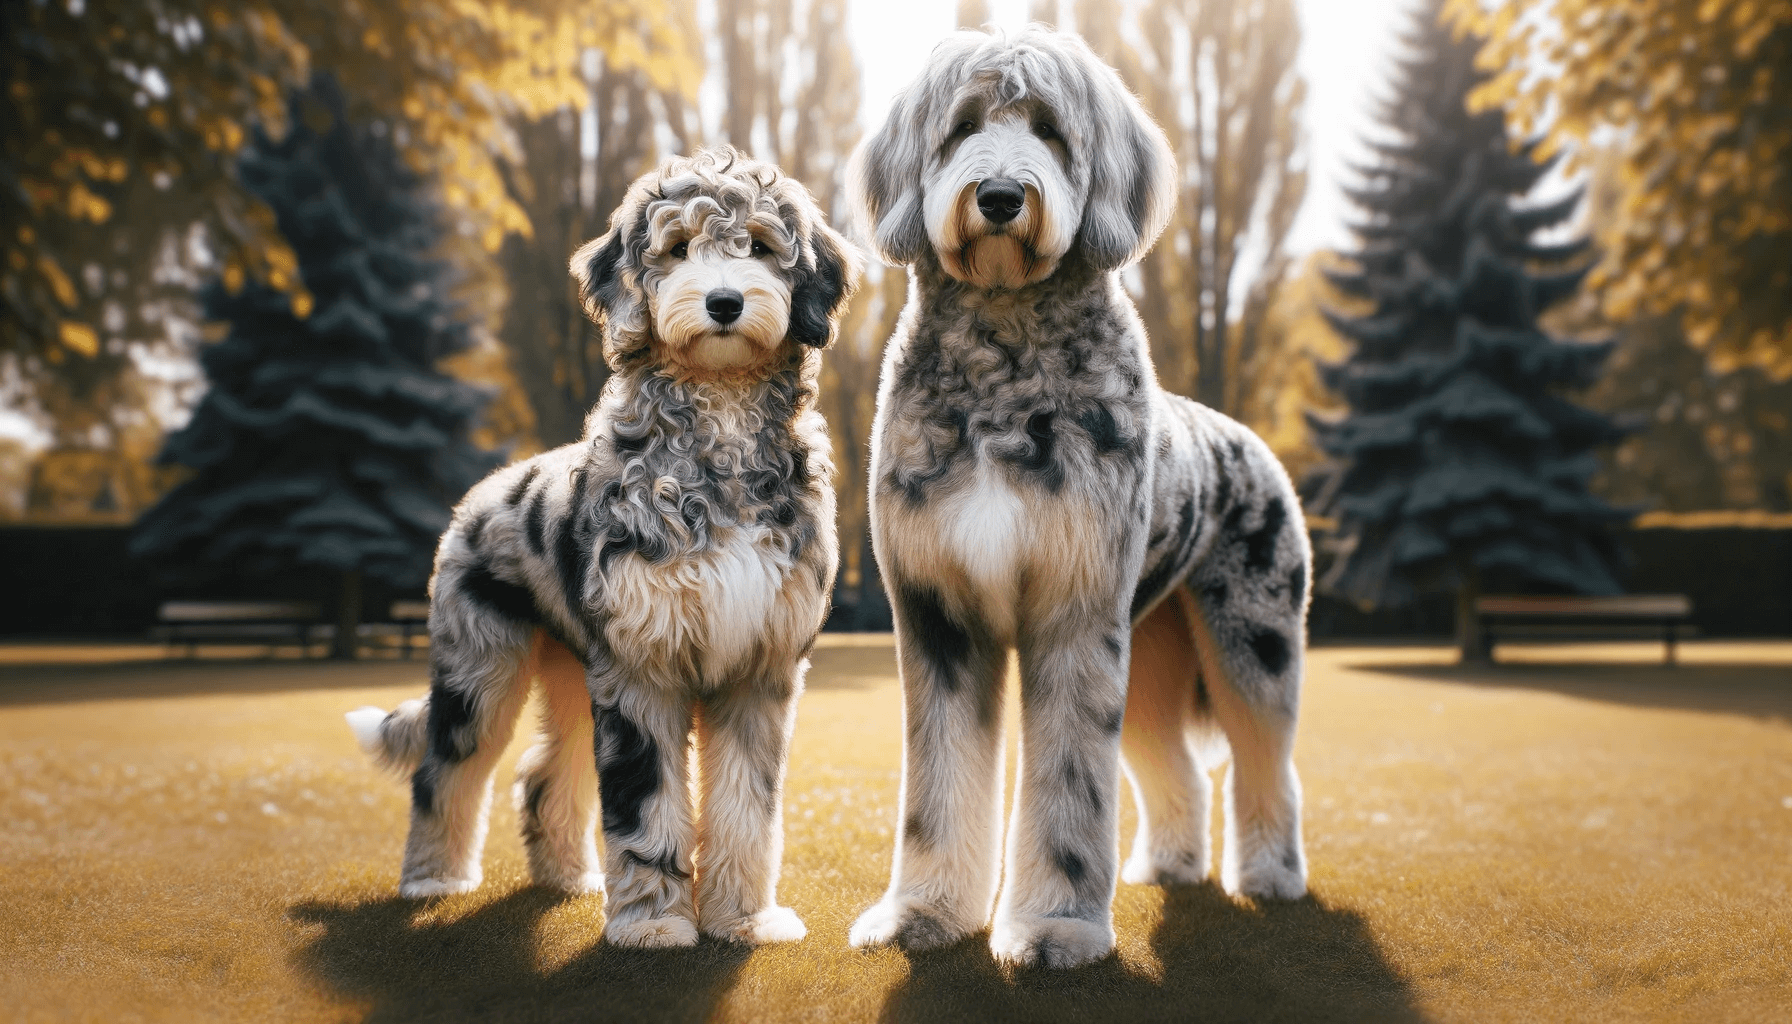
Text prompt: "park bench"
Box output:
[[1474, 594, 1694, 665], [387, 600, 430, 659], [156, 601, 323, 659]]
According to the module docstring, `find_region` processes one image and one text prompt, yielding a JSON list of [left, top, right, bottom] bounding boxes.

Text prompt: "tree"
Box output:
[[1447, 0, 1792, 379], [2, 0, 692, 396], [711, 0, 898, 624], [1306, 0, 1630, 661], [497, 31, 702, 448], [1038, 0, 1306, 417], [131, 76, 498, 659]]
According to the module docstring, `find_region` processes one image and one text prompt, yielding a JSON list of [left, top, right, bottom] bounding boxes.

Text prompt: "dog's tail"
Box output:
[[346, 699, 430, 775]]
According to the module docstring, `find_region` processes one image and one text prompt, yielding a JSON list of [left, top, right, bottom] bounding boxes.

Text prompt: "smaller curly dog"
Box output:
[[345, 147, 858, 948]]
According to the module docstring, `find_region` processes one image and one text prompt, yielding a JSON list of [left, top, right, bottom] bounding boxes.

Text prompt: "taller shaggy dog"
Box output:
[[848, 30, 1312, 968], [346, 149, 857, 948]]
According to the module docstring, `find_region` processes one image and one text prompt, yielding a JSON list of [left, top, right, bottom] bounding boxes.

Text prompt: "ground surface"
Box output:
[[1, 637, 1789, 1024]]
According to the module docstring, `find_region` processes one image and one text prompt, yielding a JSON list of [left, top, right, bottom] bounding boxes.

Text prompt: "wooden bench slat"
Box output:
[[388, 601, 430, 621], [158, 601, 322, 622], [1475, 595, 1691, 618]]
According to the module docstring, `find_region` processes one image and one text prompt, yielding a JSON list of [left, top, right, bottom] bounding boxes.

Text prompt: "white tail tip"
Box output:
[[345, 706, 388, 756]]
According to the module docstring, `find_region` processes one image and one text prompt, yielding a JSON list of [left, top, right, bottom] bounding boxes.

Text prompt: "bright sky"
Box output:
[[847, 0, 1420, 256]]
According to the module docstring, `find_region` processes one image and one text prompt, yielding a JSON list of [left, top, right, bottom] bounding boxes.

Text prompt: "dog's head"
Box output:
[[571, 147, 861, 376], [847, 28, 1175, 289]]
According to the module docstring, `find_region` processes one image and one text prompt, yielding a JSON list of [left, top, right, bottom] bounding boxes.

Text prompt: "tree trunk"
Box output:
[[1455, 566, 1486, 664], [332, 568, 363, 661]]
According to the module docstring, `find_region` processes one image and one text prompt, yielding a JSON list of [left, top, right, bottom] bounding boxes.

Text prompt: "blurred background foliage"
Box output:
[[2, 0, 1790, 632]]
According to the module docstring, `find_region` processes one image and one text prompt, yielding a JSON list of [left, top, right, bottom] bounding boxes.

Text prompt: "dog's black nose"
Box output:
[[976, 178, 1026, 224], [706, 289, 744, 326]]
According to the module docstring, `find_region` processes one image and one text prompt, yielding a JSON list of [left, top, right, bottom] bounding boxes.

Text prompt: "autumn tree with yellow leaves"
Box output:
[[1, 0, 692, 388], [1447, 0, 1792, 379]]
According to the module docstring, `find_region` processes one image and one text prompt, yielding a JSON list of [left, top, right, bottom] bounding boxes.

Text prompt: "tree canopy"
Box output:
[[2, 0, 698, 370], [1447, 0, 1792, 379]]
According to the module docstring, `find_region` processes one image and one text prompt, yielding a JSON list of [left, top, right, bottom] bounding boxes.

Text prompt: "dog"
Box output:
[[844, 29, 1312, 968], [344, 147, 859, 948]]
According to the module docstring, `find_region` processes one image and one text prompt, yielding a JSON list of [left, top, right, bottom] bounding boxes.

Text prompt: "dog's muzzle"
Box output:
[[975, 179, 1025, 225], [706, 288, 745, 327]]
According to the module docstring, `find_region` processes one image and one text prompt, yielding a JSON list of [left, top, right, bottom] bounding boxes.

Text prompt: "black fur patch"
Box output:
[[1055, 848, 1087, 886], [1004, 410, 1063, 492], [1287, 564, 1306, 610], [412, 671, 479, 812], [788, 229, 849, 347], [594, 700, 660, 837], [896, 583, 971, 690], [904, 813, 931, 848], [555, 470, 591, 613], [1102, 634, 1123, 659], [620, 848, 690, 881], [464, 513, 488, 551], [524, 489, 547, 555], [1249, 628, 1291, 676], [506, 465, 540, 506], [1202, 580, 1229, 607], [1131, 498, 1198, 619], [1242, 498, 1287, 573], [1077, 404, 1133, 456], [1062, 758, 1104, 812], [461, 562, 538, 624]]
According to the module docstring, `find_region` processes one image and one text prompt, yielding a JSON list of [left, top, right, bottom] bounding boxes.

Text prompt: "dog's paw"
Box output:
[[606, 914, 699, 948], [989, 914, 1114, 969], [1224, 849, 1307, 900], [847, 896, 972, 951], [706, 906, 807, 944], [1122, 851, 1209, 887], [399, 874, 481, 899]]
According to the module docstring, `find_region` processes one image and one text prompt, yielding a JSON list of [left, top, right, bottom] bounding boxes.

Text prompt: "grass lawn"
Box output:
[[1, 637, 1789, 1023]]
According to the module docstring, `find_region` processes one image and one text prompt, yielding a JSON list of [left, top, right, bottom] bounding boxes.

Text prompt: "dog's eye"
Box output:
[[951, 119, 977, 139], [669, 241, 689, 259], [750, 239, 772, 257], [1034, 122, 1062, 144]]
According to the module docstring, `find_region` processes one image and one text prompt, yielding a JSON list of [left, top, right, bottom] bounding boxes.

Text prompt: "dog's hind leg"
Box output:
[[692, 659, 808, 944], [1119, 590, 1216, 886], [1184, 530, 1308, 900], [513, 629, 601, 894], [849, 583, 1008, 952], [590, 653, 699, 948], [400, 613, 534, 898]]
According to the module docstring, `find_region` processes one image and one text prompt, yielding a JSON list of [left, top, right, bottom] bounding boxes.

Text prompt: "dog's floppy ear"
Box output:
[[1073, 43, 1177, 272], [847, 107, 928, 266], [848, 33, 983, 265], [788, 222, 863, 348], [569, 223, 650, 368]]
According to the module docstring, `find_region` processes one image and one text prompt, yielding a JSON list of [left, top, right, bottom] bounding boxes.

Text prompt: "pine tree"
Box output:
[[132, 75, 497, 659], [1307, 1, 1630, 660]]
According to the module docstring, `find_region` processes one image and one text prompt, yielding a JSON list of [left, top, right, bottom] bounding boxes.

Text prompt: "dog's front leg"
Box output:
[[990, 595, 1132, 968], [591, 665, 698, 948], [849, 581, 1008, 951], [693, 663, 807, 944]]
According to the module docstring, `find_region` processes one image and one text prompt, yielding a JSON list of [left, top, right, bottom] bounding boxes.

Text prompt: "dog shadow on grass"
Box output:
[[878, 885, 1423, 1024], [289, 889, 751, 1024]]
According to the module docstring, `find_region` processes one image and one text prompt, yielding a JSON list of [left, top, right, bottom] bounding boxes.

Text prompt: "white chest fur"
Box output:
[[600, 522, 803, 684]]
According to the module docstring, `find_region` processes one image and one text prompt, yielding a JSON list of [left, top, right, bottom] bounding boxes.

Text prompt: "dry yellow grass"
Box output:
[[1, 638, 1789, 1023]]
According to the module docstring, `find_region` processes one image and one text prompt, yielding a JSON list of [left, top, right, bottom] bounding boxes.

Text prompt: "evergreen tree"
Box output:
[[1307, 1, 1629, 660], [133, 75, 497, 659]]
